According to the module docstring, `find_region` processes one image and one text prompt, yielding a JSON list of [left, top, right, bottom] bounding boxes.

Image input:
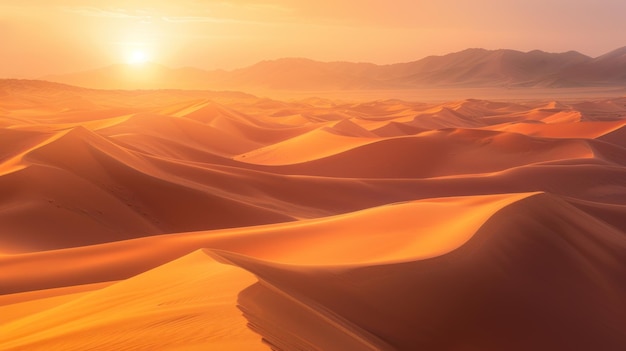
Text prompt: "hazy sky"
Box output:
[[1, 0, 625, 77]]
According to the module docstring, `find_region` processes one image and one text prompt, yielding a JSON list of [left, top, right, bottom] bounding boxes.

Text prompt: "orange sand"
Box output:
[[0, 80, 625, 350]]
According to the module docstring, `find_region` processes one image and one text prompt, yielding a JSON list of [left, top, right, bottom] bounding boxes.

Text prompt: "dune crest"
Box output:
[[211, 192, 626, 350], [0, 250, 263, 350], [1, 81, 625, 350]]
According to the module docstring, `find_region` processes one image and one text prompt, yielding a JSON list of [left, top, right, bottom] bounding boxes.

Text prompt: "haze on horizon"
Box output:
[[2, 0, 626, 78]]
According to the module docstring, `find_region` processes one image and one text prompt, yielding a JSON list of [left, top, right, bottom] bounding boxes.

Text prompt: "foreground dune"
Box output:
[[0, 80, 625, 350], [0, 192, 536, 294], [0, 251, 263, 350], [1, 192, 624, 350]]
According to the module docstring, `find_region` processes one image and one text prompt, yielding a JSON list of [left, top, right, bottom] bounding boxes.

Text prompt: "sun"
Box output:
[[127, 50, 149, 65]]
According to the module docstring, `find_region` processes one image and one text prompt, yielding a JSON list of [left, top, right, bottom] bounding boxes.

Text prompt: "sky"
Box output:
[[1, 0, 626, 77]]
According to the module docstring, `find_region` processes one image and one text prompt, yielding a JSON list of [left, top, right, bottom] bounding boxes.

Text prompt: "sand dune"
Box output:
[[2, 192, 624, 349], [241, 130, 595, 177], [217, 193, 626, 350], [1, 81, 625, 350], [0, 251, 263, 351], [0, 192, 536, 295]]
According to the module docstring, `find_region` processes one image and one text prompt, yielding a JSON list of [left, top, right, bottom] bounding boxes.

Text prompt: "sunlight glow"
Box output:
[[127, 50, 149, 65]]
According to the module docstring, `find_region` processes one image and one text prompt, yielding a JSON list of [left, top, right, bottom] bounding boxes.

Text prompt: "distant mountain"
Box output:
[[0, 78, 258, 109], [552, 46, 626, 86], [0, 78, 87, 93], [44, 63, 218, 90], [220, 58, 384, 90], [43, 47, 626, 90], [383, 49, 592, 87]]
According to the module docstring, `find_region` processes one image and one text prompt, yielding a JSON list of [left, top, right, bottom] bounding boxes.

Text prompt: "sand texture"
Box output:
[[1, 80, 625, 350]]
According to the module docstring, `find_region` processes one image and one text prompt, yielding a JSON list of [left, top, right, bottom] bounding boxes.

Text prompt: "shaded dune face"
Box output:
[[217, 194, 626, 351], [0, 81, 625, 350]]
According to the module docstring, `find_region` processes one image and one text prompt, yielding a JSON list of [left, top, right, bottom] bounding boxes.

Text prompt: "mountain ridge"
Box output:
[[41, 47, 626, 91]]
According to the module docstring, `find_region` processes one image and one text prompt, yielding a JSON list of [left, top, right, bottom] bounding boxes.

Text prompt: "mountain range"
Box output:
[[44, 46, 626, 91]]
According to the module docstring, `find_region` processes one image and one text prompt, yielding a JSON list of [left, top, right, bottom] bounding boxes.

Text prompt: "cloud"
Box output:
[[63, 7, 152, 20], [161, 15, 278, 26], [161, 16, 237, 23], [63, 6, 269, 25]]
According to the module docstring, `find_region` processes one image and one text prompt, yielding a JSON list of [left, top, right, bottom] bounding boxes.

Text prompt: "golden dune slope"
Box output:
[[0, 81, 625, 350]]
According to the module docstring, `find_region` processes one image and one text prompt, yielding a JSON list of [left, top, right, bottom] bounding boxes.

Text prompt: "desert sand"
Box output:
[[0, 80, 625, 350]]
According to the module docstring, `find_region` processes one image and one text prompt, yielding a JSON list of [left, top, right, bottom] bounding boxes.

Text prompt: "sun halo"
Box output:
[[127, 50, 149, 65]]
